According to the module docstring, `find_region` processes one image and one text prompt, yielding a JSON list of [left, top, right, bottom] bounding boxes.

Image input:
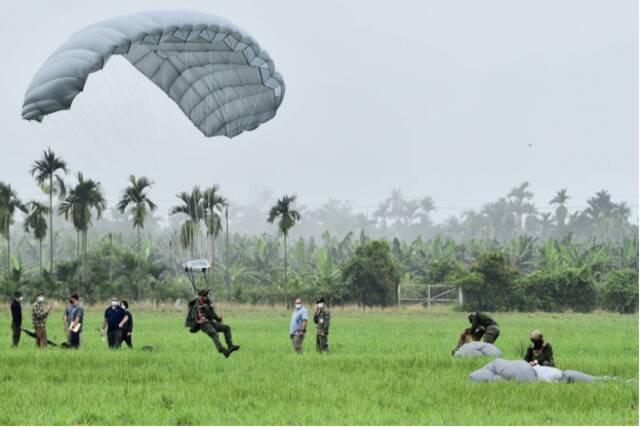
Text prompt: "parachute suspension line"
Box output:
[[100, 57, 129, 146], [43, 118, 91, 159], [76, 83, 115, 167]]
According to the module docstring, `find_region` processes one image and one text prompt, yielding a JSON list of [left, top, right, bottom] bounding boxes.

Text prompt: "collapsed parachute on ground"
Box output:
[[469, 359, 601, 383], [454, 342, 502, 358], [22, 10, 285, 138]]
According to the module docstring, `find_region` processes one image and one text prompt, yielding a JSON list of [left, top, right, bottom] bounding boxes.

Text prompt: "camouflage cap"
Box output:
[[530, 330, 543, 340], [198, 289, 210, 297]]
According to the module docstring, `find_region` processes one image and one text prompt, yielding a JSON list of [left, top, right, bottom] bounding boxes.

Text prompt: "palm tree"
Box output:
[[117, 175, 156, 251], [506, 235, 538, 272], [59, 172, 107, 259], [584, 190, 618, 241], [508, 182, 536, 234], [0, 183, 28, 275], [550, 189, 570, 237], [203, 185, 227, 277], [267, 195, 301, 308], [30, 148, 67, 272], [23, 201, 50, 273], [170, 187, 205, 258]]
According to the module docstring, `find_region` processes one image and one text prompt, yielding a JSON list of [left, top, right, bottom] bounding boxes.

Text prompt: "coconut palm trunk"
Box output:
[[6, 226, 10, 274], [49, 175, 53, 272], [211, 235, 216, 283], [225, 207, 229, 288], [284, 233, 288, 309]]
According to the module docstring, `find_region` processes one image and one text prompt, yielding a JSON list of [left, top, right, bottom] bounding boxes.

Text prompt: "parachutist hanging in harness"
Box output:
[[183, 260, 240, 358]]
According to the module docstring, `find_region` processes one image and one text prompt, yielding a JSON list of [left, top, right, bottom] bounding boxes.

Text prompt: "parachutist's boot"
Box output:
[[229, 344, 240, 353], [220, 348, 231, 358]]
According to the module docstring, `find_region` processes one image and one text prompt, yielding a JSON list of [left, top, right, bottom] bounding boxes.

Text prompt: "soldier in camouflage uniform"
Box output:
[[468, 312, 500, 344], [524, 330, 555, 367], [188, 289, 240, 358], [313, 298, 331, 353], [32, 292, 53, 348]]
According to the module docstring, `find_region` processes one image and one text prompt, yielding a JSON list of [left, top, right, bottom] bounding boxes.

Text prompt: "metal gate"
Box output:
[[398, 283, 463, 311]]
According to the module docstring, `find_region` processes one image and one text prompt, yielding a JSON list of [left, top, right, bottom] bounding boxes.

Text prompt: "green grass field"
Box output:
[[0, 306, 637, 425]]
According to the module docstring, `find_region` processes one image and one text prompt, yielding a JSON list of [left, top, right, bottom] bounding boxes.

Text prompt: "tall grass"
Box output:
[[0, 307, 636, 425]]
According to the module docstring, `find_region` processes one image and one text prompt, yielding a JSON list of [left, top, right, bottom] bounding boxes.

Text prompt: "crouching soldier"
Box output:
[[468, 312, 500, 344], [187, 289, 239, 358], [524, 330, 555, 367], [313, 298, 331, 352]]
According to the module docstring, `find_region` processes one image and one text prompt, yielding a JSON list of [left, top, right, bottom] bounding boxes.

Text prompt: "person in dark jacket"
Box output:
[[524, 330, 555, 367], [121, 300, 133, 349], [101, 295, 128, 349], [10, 291, 23, 347], [468, 312, 500, 343]]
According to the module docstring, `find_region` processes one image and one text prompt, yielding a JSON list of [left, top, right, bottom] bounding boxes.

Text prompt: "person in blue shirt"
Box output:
[[67, 293, 84, 349], [101, 295, 128, 348], [289, 297, 308, 354]]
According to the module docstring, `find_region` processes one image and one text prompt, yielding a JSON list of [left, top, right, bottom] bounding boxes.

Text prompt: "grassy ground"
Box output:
[[0, 305, 637, 425]]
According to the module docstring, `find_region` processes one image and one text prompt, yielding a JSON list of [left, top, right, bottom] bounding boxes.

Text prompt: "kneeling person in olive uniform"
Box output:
[[187, 289, 239, 358], [468, 312, 500, 344], [524, 330, 555, 367], [313, 298, 331, 352]]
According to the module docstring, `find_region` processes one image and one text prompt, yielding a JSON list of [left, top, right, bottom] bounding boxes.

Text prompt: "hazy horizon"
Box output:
[[1, 0, 637, 224]]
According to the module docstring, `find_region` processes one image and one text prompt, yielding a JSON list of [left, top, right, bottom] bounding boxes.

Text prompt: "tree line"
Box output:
[[0, 148, 637, 313]]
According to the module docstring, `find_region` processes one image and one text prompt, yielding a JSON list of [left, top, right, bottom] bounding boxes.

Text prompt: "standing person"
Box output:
[[67, 294, 84, 349], [313, 298, 331, 353], [10, 291, 23, 347], [101, 295, 128, 349], [467, 312, 500, 344], [289, 297, 308, 354], [63, 297, 74, 344], [32, 292, 53, 348], [524, 330, 555, 367], [121, 300, 133, 349]]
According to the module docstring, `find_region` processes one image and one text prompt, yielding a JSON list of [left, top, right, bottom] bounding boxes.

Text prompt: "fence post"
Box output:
[[458, 287, 464, 306]]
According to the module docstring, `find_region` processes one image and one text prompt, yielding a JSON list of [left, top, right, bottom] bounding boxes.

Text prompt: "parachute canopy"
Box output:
[[22, 10, 285, 138], [469, 359, 599, 383], [454, 341, 503, 358]]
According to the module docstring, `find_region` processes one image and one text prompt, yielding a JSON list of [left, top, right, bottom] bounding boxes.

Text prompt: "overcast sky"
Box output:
[[1, 0, 637, 222]]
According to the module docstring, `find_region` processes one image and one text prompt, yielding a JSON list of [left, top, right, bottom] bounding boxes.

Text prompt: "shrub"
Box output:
[[599, 269, 638, 313]]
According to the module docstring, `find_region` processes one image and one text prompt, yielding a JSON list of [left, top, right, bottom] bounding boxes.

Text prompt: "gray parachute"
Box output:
[[469, 359, 600, 383], [22, 10, 285, 138], [454, 341, 503, 358]]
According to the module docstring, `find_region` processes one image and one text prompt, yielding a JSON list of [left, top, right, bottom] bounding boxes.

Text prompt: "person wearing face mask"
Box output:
[[32, 292, 53, 348], [524, 330, 555, 367], [10, 291, 23, 347], [101, 295, 128, 349], [289, 297, 308, 354], [120, 301, 133, 349], [67, 294, 84, 349], [313, 297, 331, 353]]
